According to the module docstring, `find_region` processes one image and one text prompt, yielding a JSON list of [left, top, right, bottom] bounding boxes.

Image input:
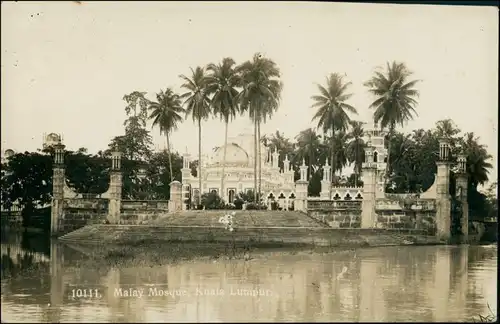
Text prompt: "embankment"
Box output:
[[59, 224, 442, 248]]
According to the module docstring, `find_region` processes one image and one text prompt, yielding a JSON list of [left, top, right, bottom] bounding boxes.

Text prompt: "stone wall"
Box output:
[[307, 198, 438, 233], [120, 200, 169, 225], [56, 199, 170, 232], [58, 198, 109, 234], [375, 198, 437, 234], [307, 200, 362, 228]]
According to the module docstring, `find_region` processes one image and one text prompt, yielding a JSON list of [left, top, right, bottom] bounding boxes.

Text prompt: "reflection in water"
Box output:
[[0, 233, 497, 323]]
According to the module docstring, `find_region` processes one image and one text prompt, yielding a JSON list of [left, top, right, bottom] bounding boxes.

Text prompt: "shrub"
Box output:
[[246, 202, 267, 210], [201, 192, 225, 210], [233, 198, 244, 210]]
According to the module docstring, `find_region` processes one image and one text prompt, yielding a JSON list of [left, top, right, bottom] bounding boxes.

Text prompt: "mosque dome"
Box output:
[[213, 143, 249, 167], [4, 149, 15, 158]]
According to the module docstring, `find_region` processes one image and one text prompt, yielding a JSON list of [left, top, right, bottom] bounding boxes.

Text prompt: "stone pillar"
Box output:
[[107, 152, 122, 224], [51, 143, 66, 236], [169, 181, 182, 213], [361, 143, 377, 229], [436, 139, 451, 241], [272, 149, 279, 169], [320, 159, 331, 200], [456, 155, 469, 240], [294, 159, 309, 212]]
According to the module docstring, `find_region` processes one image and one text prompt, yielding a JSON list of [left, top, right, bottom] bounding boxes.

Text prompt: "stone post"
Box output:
[[107, 151, 122, 224], [169, 180, 182, 213], [51, 143, 66, 235], [320, 159, 331, 200], [272, 149, 279, 169], [294, 159, 309, 212], [361, 143, 377, 229], [436, 139, 452, 241], [456, 155, 469, 240]]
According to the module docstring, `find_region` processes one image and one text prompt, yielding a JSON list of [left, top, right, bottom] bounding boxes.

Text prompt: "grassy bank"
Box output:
[[63, 239, 365, 269]]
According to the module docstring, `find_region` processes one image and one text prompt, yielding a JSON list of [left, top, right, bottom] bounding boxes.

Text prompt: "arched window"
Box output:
[[278, 193, 286, 199], [333, 193, 341, 200], [355, 193, 363, 200], [373, 151, 378, 163], [344, 193, 352, 201], [228, 189, 235, 202]]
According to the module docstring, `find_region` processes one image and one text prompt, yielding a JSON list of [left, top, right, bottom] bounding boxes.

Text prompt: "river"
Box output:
[[1, 232, 497, 323]]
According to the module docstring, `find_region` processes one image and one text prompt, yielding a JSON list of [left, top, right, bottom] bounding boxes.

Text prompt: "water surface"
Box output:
[[1, 232, 497, 322]]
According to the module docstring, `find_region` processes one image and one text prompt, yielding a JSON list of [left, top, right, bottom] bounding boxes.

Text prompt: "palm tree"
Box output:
[[295, 128, 321, 180], [180, 67, 211, 206], [364, 61, 420, 189], [332, 131, 352, 176], [461, 132, 493, 189], [205, 58, 241, 203], [346, 121, 366, 186], [237, 53, 283, 201], [149, 88, 185, 182], [311, 73, 357, 198]]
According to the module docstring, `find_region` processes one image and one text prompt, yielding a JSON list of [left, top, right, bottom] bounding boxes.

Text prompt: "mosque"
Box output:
[[179, 122, 388, 210]]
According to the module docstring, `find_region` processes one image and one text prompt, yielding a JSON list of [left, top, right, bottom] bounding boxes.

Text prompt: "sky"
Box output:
[[1, 1, 498, 185]]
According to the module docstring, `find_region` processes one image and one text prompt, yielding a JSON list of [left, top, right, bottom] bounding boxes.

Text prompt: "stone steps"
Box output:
[[151, 210, 328, 228]]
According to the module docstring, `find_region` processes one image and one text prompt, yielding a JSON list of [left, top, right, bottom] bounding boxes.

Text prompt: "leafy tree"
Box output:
[[108, 91, 153, 162], [1, 152, 53, 210], [205, 57, 241, 201], [149, 88, 185, 182], [237, 53, 283, 200], [311, 73, 357, 197], [180, 66, 211, 205], [142, 150, 183, 200], [364, 61, 420, 189], [65, 151, 110, 194]]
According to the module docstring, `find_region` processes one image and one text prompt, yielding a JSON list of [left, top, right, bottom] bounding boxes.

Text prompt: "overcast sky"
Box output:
[[1, 1, 498, 184]]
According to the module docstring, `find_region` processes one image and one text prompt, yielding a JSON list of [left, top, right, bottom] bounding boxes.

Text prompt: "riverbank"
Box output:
[[58, 224, 444, 248]]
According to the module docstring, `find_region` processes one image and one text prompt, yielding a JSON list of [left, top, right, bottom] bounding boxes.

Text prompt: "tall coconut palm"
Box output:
[[237, 53, 282, 201], [311, 73, 357, 198], [346, 121, 366, 186], [332, 131, 352, 175], [295, 128, 321, 179], [180, 67, 211, 206], [205, 58, 241, 203], [149, 88, 185, 182], [364, 61, 420, 188]]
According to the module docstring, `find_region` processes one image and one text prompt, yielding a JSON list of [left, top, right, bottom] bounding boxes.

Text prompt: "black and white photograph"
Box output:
[[1, 1, 498, 322]]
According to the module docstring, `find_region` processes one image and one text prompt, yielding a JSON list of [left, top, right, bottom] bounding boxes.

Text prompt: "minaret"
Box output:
[[320, 159, 331, 200], [455, 154, 469, 240], [294, 159, 309, 212], [108, 151, 122, 224], [361, 142, 377, 229], [272, 149, 279, 169], [182, 147, 191, 180], [181, 147, 191, 211], [51, 142, 66, 235], [435, 139, 452, 241]]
